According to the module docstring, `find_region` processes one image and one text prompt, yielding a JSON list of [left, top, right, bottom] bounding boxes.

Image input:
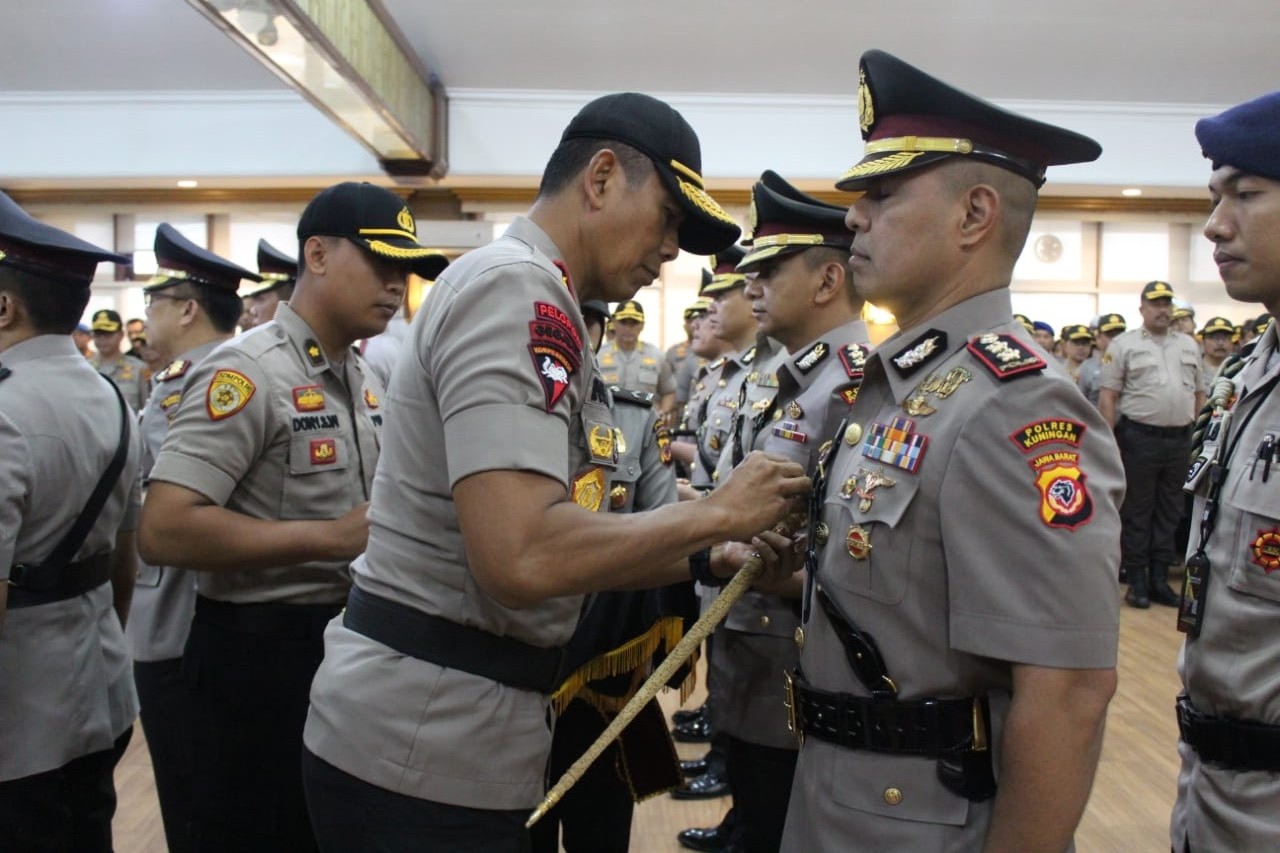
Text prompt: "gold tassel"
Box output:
[[551, 616, 692, 714]]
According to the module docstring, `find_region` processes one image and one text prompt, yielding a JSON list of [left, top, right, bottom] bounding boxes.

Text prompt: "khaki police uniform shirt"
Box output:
[[697, 340, 776, 488], [149, 303, 383, 605], [1101, 328, 1205, 426], [608, 388, 677, 514], [782, 291, 1124, 852], [93, 352, 151, 413], [1173, 322, 1280, 851], [1077, 353, 1103, 407], [717, 321, 870, 751], [0, 334, 141, 781], [126, 339, 220, 662], [598, 340, 675, 397], [303, 216, 614, 811], [684, 357, 725, 488]]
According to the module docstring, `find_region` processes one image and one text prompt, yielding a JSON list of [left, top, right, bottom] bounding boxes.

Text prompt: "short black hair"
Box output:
[[160, 281, 240, 334], [0, 266, 89, 334], [537, 137, 654, 198]]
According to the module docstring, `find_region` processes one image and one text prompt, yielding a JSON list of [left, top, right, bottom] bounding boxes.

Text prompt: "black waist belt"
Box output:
[[785, 670, 982, 757], [1119, 416, 1192, 438], [1177, 694, 1280, 772], [342, 585, 566, 694], [7, 552, 112, 609]]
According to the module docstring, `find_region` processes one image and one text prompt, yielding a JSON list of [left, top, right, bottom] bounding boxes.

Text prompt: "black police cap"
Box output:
[[701, 245, 747, 296], [149, 223, 260, 293], [739, 170, 853, 272], [580, 300, 610, 324], [240, 238, 297, 298], [560, 92, 741, 256], [1196, 91, 1280, 182], [297, 182, 450, 280], [838, 50, 1102, 191], [91, 309, 123, 333], [0, 191, 126, 287]]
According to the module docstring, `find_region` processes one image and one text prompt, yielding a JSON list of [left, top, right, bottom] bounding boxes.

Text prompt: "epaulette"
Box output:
[[741, 345, 757, 365], [966, 333, 1046, 381], [155, 359, 192, 383], [610, 386, 654, 408], [706, 357, 725, 372], [839, 344, 869, 379]]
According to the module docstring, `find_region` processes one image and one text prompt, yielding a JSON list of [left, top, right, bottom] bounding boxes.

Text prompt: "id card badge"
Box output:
[[1177, 550, 1211, 637]]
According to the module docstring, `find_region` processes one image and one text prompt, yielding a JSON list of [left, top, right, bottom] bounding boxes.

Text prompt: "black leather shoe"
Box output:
[[672, 705, 705, 726], [1150, 583, 1181, 607], [672, 715, 712, 743], [671, 771, 729, 800], [677, 824, 731, 851], [680, 756, 710, 777], [1125, 586, 1150, 609]]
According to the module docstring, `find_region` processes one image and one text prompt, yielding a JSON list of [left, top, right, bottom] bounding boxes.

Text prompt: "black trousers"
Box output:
[[0, 726, 132, 853], [530, 700, 633, 853], [302, 748, 532, 853], [183, 596, 341, 853], [135, 656, 195, 853], [1116, 419, 1191, 588], [725, 735, 798, 853]]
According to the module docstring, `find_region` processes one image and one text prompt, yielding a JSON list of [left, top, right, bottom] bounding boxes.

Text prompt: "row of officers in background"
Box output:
[[2, 48, 1280, 853]]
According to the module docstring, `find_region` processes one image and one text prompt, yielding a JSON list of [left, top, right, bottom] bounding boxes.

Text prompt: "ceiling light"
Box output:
[[1121, 188, 1143, 197], [186, 0, 446, 178], [176, 180, 199, 188]]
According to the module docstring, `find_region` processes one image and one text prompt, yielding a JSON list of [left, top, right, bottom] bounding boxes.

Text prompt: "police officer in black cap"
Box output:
[[242, 238, 297, 328], [140, 182, 432, 851], [127, 223, 258, 853], [0, 191, 141, 852]]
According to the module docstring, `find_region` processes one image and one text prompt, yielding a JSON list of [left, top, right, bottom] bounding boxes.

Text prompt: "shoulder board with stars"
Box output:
[[967, 333, 1046, 381], [794, 341, 829, 374], [890, 330, 947, 378], [839, 344, 869, 379], [156, 359, 193, 383], [610, 386, 654, 408]]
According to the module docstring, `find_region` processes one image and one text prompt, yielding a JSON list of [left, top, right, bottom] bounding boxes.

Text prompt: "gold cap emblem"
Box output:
[[396, 206, 415, 234], [857, 68, 875, 135]]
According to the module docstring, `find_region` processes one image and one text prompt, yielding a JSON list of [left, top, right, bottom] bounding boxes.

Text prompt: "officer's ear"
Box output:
[[301, 235, 335, 276], [811, 258, 847, 307], [0, 287, 25, 332], [582, 149, 621, 211]]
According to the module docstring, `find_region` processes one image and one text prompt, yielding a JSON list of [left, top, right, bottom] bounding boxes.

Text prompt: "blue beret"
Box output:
[[1032, 320, 1054, 335], [1195, 91, 1280, 181]]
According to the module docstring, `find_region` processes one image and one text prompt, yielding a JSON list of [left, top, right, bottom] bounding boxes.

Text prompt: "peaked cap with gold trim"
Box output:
[[837, 49, 1102, 191], [738, 170, 852, 272], [148, 223, 259, 293], [1142, 280, 1176, 301], [701, 245, 748, 296], [297, 181, 448, 279], [560, 92, 741, 255], [240, 238, 297, 298]]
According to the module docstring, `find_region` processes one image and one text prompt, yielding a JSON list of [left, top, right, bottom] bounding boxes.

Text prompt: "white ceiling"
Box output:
[[2, 0, 1278, 190]]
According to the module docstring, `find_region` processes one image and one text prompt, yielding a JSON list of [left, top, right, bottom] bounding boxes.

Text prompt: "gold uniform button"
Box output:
[[794, 627, 805, 649], [759, 615, 771, 629], [883, 787, 903, 806]]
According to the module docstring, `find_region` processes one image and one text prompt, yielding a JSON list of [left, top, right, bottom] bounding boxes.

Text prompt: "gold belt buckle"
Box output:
[[783, 670, 804, 746]]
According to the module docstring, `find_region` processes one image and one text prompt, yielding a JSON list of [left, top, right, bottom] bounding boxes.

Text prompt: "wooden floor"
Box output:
[[112, 590, 1185, 852]]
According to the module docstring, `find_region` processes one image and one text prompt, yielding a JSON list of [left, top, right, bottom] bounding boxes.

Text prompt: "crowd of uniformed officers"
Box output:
[[2, 46, 1280, 853]]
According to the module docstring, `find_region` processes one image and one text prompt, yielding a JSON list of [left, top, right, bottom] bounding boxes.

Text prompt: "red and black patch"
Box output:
[[1251, 528, 1280, 573], [1029, 450, 1093, 530], [533, 301, 583, 351], [310, 438, 337, 465], [1009, 419, 1085, 453], [654, 420, 673, 465], [530, 344, 576, 411], [835, 384, 860, 406], [967, 333, 1046, 381], [292, 385, 325, 412], [839, 344, 869, 380], [528, 302, 584, 412], [552, 259, 574, 294]]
